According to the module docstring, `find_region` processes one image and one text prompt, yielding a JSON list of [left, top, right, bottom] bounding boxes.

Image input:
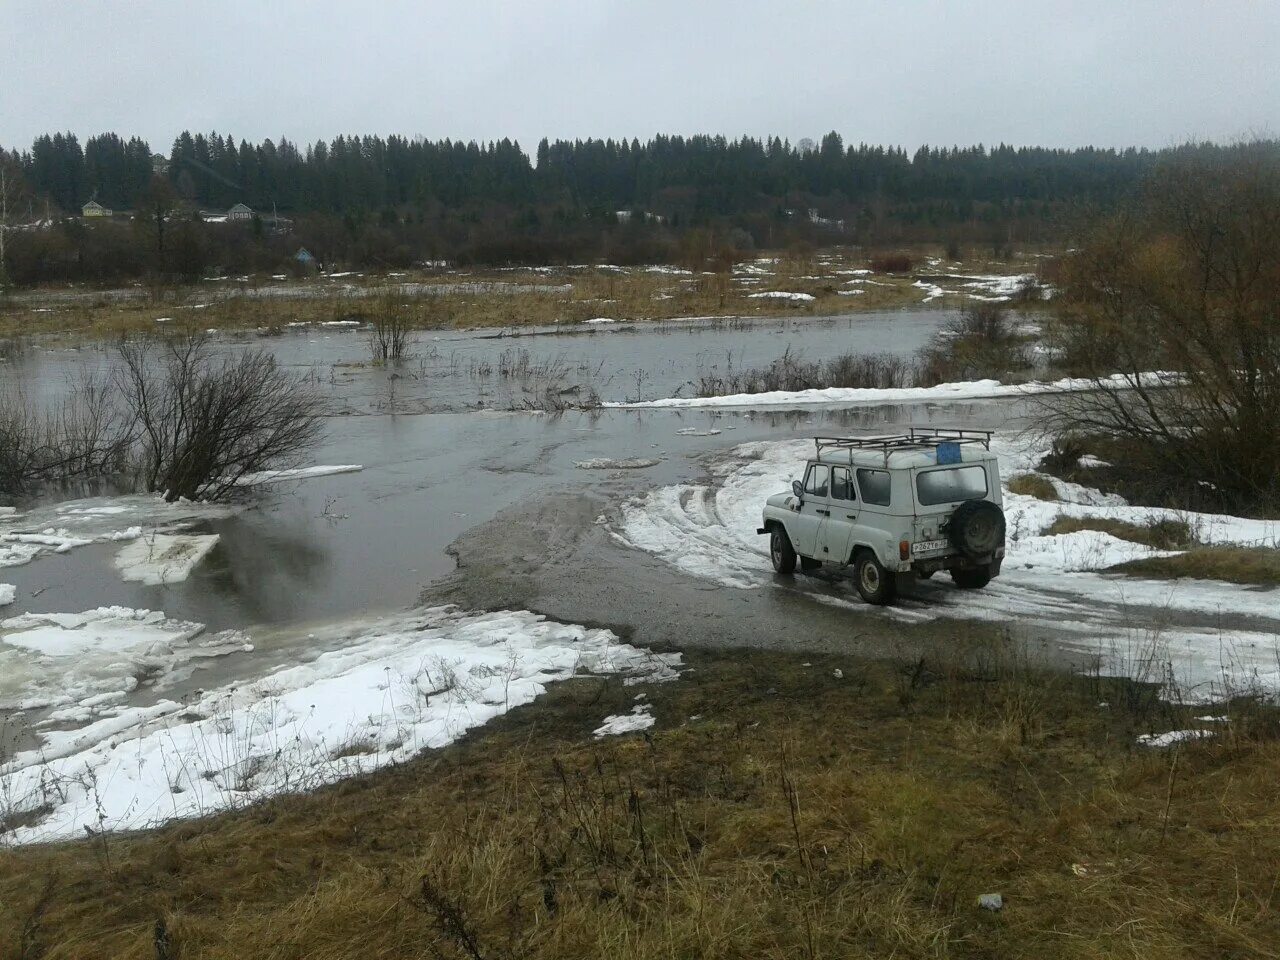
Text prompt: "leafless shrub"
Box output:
[[369, 297, 411, 362], [696, 348, 914, 397], [117, 335, 323, 501], [917, 301, 1031, 385], [1043, 149, 1280, 512], [0, 375, 131, 495]]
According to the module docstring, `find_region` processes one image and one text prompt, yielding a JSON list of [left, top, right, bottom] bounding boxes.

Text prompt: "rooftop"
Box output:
[[812, 429, 996, 468]]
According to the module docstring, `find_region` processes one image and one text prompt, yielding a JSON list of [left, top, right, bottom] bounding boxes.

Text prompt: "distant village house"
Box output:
[[82, 200, 112, 217], [227, 202, 254, 221]]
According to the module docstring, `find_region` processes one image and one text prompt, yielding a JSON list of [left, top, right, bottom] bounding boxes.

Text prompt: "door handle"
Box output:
[[846, 514, 858, 520]]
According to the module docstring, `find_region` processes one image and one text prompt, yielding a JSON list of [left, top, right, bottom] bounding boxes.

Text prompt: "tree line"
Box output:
[[1, 130, 1274, 285], [6, 130, 1262, 220]]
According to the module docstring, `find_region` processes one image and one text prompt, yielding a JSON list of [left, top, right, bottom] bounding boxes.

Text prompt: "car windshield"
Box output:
[[916, 465, 989, 505]]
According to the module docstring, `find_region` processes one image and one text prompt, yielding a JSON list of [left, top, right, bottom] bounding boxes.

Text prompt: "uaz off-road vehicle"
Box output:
[[758, 429, 1006, 604]]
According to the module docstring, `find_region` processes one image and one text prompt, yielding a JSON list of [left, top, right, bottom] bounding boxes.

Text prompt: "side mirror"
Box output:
[[791, 480, 804, 499]]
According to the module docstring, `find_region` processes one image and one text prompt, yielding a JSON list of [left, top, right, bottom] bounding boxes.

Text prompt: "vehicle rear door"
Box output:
[[816, 465, 858, 562]]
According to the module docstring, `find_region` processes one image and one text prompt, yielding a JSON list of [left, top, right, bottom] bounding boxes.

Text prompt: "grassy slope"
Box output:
[[3, 640, 1279, 959]]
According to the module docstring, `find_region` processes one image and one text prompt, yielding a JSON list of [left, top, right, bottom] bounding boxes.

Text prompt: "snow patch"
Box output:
[[747, 291, 815, 302], [1, 606, 680, 843], [594, 703, 655, 738]]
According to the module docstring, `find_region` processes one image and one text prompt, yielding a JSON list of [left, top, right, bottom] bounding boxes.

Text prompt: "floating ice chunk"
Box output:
[[0, 584, 13, 606], [233, 464, 363, 486], [575, 458, 661, 470], [115, 534, 220, 585]]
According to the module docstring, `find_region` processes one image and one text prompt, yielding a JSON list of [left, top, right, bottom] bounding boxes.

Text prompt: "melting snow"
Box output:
[[0, 606, 680, 844], [747, 291, 815, 302], [594, 703, 655, 738], [612, 434, 1280, 700]]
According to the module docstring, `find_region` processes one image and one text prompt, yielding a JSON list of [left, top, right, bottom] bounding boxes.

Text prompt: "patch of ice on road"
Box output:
[[608, 371, 1179, 410], [594, 703, 655, 738], [575, 458, 661, 470], [115, 534, 220, 585], [1137, 729, 1214, 748], [747, 291, 815, 302], [234, 464, 364, 485], [0, 584, 14, 606], [1, 606, 680, 844]]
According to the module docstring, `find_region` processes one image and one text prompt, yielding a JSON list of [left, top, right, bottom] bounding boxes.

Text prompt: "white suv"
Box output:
[[757, 429, 1006, 604]]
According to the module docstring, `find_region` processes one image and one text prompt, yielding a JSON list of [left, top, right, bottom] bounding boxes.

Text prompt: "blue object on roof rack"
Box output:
[[936, 441, 962, 465]]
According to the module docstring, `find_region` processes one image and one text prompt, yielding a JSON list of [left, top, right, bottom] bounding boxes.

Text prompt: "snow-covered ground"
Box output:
[[1, 606, 680, 844], [613, 434, 1280, 701], [607, 372, 1178, 410]]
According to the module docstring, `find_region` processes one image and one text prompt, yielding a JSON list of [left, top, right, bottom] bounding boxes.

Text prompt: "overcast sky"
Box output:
[[3, 1, 1276, 155]]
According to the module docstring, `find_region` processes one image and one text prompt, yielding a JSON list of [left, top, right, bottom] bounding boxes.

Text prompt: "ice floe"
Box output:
[[114, 534, 220, 585], [575, 458, 661, 470], [233, 464, 364, 486]]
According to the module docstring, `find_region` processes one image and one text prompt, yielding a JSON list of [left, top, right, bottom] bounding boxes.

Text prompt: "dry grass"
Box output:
[[1007, 473, 1059, 501], [1111, 546, 1280, 585], [1044, 515, 1197, 550], [0, 249, 1052, 340], [2, 640, 1279, 959]]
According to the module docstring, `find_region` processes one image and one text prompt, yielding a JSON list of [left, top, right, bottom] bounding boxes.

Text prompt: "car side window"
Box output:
[[856, 468, 891, 506], [830, 466, 855, 501], [803, 463, 829, 498]]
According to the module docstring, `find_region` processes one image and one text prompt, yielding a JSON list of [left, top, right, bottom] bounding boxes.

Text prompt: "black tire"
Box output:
[[949, 500, 1006, 559], [770, 527, 797, 575], [853, 550, 897, 605], [951, 566, 992, 590]]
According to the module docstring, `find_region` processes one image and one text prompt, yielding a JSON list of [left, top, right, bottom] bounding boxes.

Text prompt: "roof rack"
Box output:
[[814, 427, 993, 466]]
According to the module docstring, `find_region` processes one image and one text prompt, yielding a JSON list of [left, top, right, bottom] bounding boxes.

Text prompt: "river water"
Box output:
[[0, 308, 965, 631]]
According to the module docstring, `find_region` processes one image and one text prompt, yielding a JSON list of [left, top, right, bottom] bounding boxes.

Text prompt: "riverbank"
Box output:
[[3, 639, 1277, 958]]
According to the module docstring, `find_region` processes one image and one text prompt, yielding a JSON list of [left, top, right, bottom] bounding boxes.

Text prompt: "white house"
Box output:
[[82, 200, 112, 218], [227, 202, 254, 221]]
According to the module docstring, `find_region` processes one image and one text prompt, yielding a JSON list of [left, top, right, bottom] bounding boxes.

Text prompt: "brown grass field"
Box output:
[[3, 632, 1278, 959], [0, 249, 1052, 341]]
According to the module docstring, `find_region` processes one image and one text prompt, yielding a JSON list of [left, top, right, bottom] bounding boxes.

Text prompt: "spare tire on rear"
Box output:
[[948, 499, 1005, 559]]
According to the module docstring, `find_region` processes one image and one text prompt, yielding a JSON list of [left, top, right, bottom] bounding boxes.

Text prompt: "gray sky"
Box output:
[[3, 0, 1277, 155]]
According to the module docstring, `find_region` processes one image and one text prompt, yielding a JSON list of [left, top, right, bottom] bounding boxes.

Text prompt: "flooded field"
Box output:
[[3, 306, 1278, 841]]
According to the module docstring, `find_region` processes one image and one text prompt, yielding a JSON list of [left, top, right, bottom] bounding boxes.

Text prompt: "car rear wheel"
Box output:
[[951, 566, 992, 590], [770, 528, 797, 575], [854, 551, 896, 605]]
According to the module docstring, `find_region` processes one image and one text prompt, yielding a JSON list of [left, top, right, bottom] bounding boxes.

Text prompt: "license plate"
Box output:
[[912, 539, 949, 554]]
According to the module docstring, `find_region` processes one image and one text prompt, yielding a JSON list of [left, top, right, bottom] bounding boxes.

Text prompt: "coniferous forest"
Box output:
[[0, 130, 1272, 286]]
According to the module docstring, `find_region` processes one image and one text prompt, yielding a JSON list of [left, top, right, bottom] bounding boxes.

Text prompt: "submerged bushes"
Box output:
[[1044, 149, 1280, 514], [0, 335, 322, 501]]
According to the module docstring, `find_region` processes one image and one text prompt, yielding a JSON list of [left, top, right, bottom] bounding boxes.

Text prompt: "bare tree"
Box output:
[[117, 336, 323, 501], [0, 375, 131, 495], [1045, 147, 1280, 509]]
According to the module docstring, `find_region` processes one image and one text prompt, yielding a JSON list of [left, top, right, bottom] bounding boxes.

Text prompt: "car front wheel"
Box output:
[[854, 551, 896, 605], [770, 528, 797, 575]]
